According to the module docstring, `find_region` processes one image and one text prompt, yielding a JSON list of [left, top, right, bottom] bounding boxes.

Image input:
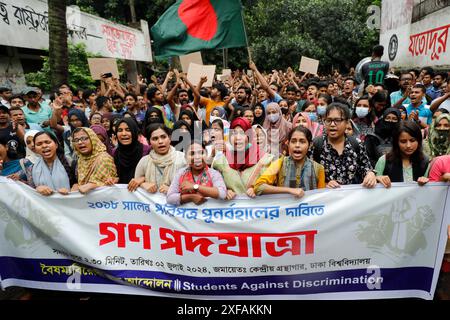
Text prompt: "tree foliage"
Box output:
[[25, 44, 98, 91], [67, 0, 380, 73], [243, 0, 379, 73]]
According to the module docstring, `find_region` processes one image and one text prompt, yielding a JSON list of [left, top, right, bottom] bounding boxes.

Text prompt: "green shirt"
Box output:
[[23, 104, 53, 125], [375, 155, 430, 182]]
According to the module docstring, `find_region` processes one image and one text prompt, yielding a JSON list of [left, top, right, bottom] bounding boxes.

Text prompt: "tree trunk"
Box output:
[[48, 0, 68, 91]]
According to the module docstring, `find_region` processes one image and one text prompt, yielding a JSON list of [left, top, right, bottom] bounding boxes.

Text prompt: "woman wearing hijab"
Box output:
[[171, 120, 193, 151], [113, 118, 150, 188], [24, 130, 41, 164], [90, 124, 114, 156], [134, 124, 186, 194], [142, 107, 165, 132], [211, 107, 228, 121], [253, 103, 265, 126], [71, 127, 118, 194], [252, 124, 269, 153], [64, 108, 89, 166], [423, 113, 450, 159], [212, 117, 274, 199], [352, 96, 377, 142], [292, 112, 323, 138], [365, 108, 401, 167], [263, 102, 292, 156], [31, 131, 74, 196], [178, 107, 207, 141], [101, 112, 113, 136], [167, 141, 227, 205], [123, 112, 149, 146]]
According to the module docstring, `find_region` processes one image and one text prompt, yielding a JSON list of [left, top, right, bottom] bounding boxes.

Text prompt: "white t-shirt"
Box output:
[[431, 98, 450, 112]]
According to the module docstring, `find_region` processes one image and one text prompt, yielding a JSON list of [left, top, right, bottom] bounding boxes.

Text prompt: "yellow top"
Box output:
[[254, 156, 326, 195]]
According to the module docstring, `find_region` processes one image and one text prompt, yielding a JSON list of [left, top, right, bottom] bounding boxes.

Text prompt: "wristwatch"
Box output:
[[193, 184, 199, 191]]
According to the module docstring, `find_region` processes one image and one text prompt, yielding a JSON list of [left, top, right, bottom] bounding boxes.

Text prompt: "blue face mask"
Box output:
[[317, 105, 327, 116], [356, 107, 369, 119], [268, 114, 280, 123], [308, 113, 318, 122]]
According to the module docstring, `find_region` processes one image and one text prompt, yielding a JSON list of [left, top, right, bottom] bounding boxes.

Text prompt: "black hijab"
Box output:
[[114, 117, 144, 184], [253, 104, 266, 126], [374, 108, 401, 139], [143, 107, 165, 132], [172, 120, 193, 150]]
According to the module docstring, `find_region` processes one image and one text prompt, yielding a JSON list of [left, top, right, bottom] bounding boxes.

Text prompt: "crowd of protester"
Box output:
[[0, 45, 449, 299]]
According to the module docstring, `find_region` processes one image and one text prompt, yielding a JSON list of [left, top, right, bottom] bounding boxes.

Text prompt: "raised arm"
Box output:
[[430, 91, 450, 112], [160, 71, 174, 96], [167, 70, 181, 119], [249, 61, 277, 100]]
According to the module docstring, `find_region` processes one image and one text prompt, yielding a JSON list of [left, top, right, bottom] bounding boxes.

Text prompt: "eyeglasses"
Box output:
[[324, 118, 346, 126], [73, 136, 90, 144]]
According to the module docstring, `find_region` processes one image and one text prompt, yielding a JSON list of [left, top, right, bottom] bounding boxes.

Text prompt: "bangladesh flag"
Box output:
[[151, 0, 247, 57]]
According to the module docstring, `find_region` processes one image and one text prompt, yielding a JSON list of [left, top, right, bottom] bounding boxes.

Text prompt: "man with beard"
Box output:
[[0, 104, 25, 158], [146, 86, 173, 128], [96, 96, 113, 114], [9, 106, 43, 132], [112, 95, 127, 115], [22, 87, 53, 130], [427, 72, 447, 102], [8, 94, 25, 108], [391, 72, 427, 108], [167, 72, 193, 118], [406, 84, 433, 129], [228, 86, 251, 119], [123, 93, 145, 125]]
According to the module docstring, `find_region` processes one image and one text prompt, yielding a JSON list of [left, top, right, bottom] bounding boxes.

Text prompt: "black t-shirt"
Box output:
[[361, 60, 390, 87], [0, 123, 25, 159]]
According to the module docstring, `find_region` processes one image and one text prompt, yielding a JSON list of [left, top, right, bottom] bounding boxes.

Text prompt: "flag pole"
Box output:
[[239, 1, 252, 63]]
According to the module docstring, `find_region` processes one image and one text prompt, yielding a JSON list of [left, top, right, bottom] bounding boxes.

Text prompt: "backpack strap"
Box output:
[[366, 133, 384, 144], [347, 136, 360, 153], [312, 136, 325, 163]]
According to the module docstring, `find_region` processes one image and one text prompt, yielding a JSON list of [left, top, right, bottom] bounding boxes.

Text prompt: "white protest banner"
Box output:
[[217, 69, 232, 82], [179, 52, 203, 73], [222, 69, 232, 76], [87, 58, 120, 80], [187, 63, 216, 87], [0, 0, 152, 62], [0, 178, 449, 300], [299, 56, 320, 75]]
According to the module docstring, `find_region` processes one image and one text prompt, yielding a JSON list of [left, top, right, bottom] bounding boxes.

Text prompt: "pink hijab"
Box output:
[[263, 102, 292, 155], [225, 117, 266, 171], [292, 112, 323, 138]]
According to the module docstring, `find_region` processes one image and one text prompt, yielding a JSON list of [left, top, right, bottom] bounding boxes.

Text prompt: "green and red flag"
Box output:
[[151, 0, 247, 58]]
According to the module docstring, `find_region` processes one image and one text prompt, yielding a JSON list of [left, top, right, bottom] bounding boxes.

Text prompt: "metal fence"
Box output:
[[412, 0, 450, 23]]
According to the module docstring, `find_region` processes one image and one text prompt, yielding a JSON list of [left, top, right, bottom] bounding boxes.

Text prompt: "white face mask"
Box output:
[[317, 105, 327, 116], [268, 113, 280, 123], [356, 107, 369, 118]]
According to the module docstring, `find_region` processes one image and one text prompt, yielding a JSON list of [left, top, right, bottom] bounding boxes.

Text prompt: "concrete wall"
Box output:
[[380, 0, 450, 69]]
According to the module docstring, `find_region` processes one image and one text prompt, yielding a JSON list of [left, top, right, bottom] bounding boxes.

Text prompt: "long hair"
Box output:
[[386, 120, 424, 163], [33, 131, 75, 185]]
